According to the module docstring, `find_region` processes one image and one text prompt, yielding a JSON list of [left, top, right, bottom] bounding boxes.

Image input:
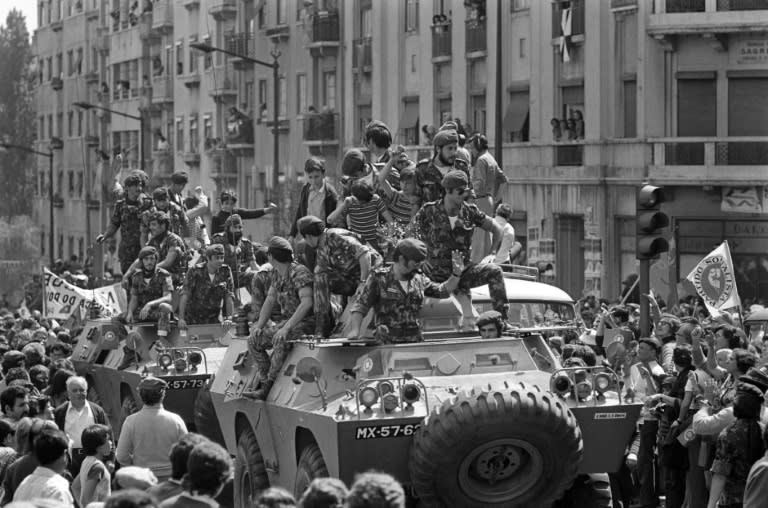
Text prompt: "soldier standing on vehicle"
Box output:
[[247, 237, 314, 400], [297, 216, 383, 337], [141, 187, 188, 245], [178, 244, 235, 328], [211, 214, 257, 291], [125, 247, 173, 332], [414, 123, 471, 207], [96, 174, 153, 274], [414, 170, 511, 329], [347, 238, 463, 343]]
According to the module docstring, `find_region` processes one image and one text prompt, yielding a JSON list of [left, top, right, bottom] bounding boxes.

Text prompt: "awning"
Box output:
[[503, 92, 529, 131], [400, 101, 419, 129]]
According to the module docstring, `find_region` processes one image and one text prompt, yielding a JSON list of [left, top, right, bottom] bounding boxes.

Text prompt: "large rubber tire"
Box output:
[[193, 383, 226, 445], [554, 473, 612, 508], [409, 382, 583, 508], [234, 429, 269, 508], [294, 444, 328, 499], [120, 394, 139, 425]]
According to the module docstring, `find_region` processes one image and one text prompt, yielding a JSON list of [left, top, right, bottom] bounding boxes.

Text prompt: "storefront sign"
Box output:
[[734, 39, 768, 65], [721, 186, 767, 214]]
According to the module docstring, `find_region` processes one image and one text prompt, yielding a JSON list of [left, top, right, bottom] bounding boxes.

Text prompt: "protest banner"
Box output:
[[685, 241, 741, 317], [43, 269, 125, 319]]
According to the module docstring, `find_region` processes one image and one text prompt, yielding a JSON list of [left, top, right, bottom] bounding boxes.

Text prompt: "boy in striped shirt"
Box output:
[[328, 180, 392, 247]]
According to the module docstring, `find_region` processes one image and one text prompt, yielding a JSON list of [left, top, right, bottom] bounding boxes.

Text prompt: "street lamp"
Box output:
[[73, 101, 146, 171], [191, 41, 281, 233], [0, 138, 62, 267]]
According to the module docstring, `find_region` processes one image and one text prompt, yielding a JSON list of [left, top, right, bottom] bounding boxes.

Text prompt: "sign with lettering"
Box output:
[[734, 39, 768, 65], [685, 242, 741, 314], [43, 268, 125, 319]]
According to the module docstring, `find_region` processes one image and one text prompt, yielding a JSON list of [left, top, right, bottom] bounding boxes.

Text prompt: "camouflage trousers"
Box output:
[[131, 302, 172, 323], [185, 305, 221, 325], [248, 318, 314, 383], [427, 261, 509, 318]]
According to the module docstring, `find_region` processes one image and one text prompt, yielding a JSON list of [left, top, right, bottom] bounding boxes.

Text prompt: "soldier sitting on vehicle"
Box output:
[[178, 244, 235, 329], [247, 237, 314, 400], [141, 186, 188, 245], [414, 170, 511, 331], [126, 247, 173, 333], [476, 310, 503, 339], [211, 214, 257, 292], [347, 238, 463, 343], [297, 215, 383, 337]]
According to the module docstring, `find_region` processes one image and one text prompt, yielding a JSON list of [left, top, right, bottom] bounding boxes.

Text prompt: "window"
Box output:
[[519, 38, 527, 59], [91, 47, 98, 73], [39, 116, 44, 140], [46, 57, 52, 80], [469, 95, 487, 134], [68, 236, 74, 258], [68, 111, 74, 137], [203, 114, 212, 142], [437, 97, 452, 124], [623, 80, 637, 138], [405, 0, 418, 31], [512, 0, 530, 10], [176, 116, 184, 152], [677, 77, 716, 137], [277, 0, 287, 24], [78, 238, 84, 262], [245, 81, 255, 113], [202, 36, 212, 69], [58, 234, 63, 260], [40, 232, 45, 256], [258, 79, 268, 120], [323, 72, 336, 110], [56, 53, 63, 77], [189, 36, 198, 73], [400, 99, 419, 145], [176, 42, 183, 75], [297, 73, 307, 115], [76, 48, 83, 74], [68, 171, 75, 195], [616, 217, 636, 292], [504, 90, 530, 142], [76, 171, 83, 197], [56, 113, 63, 137], [77, 110, 83, 137], [468, 59, 487, 91], [67, 50, 74, 76], [189, 115, 198, 153], [47, 114, 53, 138], [57, 171, 63, 194], [257, 4, 265, 28], [728, 77, 768, 136], [361, 8, 372, 37], [279, 76, 287, 117]]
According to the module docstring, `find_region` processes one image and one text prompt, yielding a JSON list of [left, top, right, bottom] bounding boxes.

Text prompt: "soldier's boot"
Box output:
[[117, 346, 140, 370]]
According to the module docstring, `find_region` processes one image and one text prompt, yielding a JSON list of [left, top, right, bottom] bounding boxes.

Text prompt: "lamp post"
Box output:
[[191, 41, 281, 233], [73, 101, 146, 172], [0, 139, 62, 267]]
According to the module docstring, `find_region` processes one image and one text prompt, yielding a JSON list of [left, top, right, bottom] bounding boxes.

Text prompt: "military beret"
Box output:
[[438, 121, 459, 132], [115, 466, 158, 490], [297, 215, 325, 236], [740, 366, 768, 394], [476, 310, 503, 329], [170, 171, 189, 184], [138, 375, 168, 391], [123, 174, 142, 188], [396, 238, 428, 262], [433, 129, 459, 147], [225, 214, 243, 228], [138, 246, 158, 260], [268, 236, 293, 253], [441, 170, 469, 190], [205, 244, 225, 257], [147, 210, 170, 225], [341, 149, 367, 177], [152, 187, 169, 200]]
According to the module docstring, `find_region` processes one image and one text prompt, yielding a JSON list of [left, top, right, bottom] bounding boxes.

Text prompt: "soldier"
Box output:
[[146, 211, 188, 289], [141, 187, 188, 244], [346, 238, 463, 343], [178, 244, 235, 327], [125, 247, 172, 336], [414, 123, 471, 206], [297, 216, 382, 337], [414, 170, 511, 329], [168, 171, 188, 212], [249, 243, 281, 323], [247, 237, 314, 400], [476, 310, 504, 339], [211, 214, 257, 290], [96, 174, 153, 274]]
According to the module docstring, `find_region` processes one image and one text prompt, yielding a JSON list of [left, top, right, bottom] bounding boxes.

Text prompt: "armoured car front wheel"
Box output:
[[193, 383, 225, 445], [554, 473, 612, 508], [120, 394, 138, 424], [294, 444, 328, 498], [234, 429, 269, 508], [409, 382, 583, 508]]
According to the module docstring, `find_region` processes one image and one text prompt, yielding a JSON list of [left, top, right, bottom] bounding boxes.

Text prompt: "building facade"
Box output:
[[32, 0, 768, 304]]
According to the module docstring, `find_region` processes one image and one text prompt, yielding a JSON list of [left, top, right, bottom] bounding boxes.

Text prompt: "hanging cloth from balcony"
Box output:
[[400, 101, 419, 130], [559, 7, 572, 63]]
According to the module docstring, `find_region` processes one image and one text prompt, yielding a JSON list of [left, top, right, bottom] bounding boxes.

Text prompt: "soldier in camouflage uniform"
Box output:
[[96, 174, 154, 274], [126, 246, 173, 335], [141, 187, 189, 245], [414, 170, 510, 327], [178, 244, 235, 327], [211, 214, 257, 291], [247, 237, 314, 400], [248, 243, 282, 323], [297, 216, 383, 337], [347, 238, 463, 343], [414, 124, 471, 207], [144, 211, 188, 289]]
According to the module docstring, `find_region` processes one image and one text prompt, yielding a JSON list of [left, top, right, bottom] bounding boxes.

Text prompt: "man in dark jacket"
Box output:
[[52, 376, 110, 477], [289, 157, 339, 240], [210, 189, 276, 236]]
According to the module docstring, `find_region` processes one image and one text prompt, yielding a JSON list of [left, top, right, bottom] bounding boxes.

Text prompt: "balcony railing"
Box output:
[[431, 23, 452, 59], [302, 113, 339, 143], [665, 0, 706, 11], [309, 10, 340, 43], [151, 75, 173, 104], [353, 38, 372, 70], [466, 19, 487, 53], [151, 0, 173, 34], [209, 0, 237, 21], [225, 32, 256, 60], [552, 0, 585, 38], [717, 0, 768, 9], [207, 65, 237, 101], [554, 143, 584, 166]]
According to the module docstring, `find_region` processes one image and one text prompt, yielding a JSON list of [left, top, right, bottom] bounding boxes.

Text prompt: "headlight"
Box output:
[[401, 383, 420, 405], [552, 374, 573, 396], [158, 353, 173, 370], [188, 351, 202, 371], [377, 380, 394, 395], [174, 357, 187, 372], [359, 387, 379, 412], [575, 380, 593, 401], [381, 393, 399, 413], [594, 373, 611, 394]]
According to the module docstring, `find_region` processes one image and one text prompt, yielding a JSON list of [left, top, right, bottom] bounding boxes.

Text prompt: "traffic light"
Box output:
[[636, 185, 669, 260]]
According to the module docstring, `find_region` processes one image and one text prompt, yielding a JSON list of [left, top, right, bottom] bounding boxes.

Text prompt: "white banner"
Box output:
[[43, 269, 125, 319], [685, 241, 741, 316]]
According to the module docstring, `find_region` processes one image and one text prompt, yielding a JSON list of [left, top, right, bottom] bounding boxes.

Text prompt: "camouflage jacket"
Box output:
[[350, 265, 450, 342], [268, 262, 314, 325], [315, 228, 373, 279], [249, 264, 282, 321], [181, 263, 235, 324], [110, 194, 153, 259], [148, 232, 188, 285], [414, 200, 488, 274], [130, 267, 172, 312], [141, 202, 189, 239], [414, 157, 470, 206], [711, 418, 764, 506], [210, 234, 256, 289]]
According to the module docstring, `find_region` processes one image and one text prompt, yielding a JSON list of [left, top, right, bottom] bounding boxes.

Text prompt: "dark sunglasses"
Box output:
[[454, 187, 468, 195]]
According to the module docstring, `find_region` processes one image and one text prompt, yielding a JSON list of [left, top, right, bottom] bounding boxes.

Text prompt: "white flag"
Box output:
[[685, 241, 741, 315]]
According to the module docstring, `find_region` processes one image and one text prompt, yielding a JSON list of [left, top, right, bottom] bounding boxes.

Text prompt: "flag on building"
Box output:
[[685, 241, 741, 316], [559, 6, 572, 63]]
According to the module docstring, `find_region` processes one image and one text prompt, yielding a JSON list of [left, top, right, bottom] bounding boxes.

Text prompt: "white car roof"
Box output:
[[471, 277, 574, 304]]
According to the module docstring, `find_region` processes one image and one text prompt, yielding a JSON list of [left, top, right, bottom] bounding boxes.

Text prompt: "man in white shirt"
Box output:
[[490, 204, 521, 265], [13, 428, 74, 507], [116, 376, 187, 481]]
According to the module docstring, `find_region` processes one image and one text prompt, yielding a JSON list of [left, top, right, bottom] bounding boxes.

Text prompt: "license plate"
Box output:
[[165, 377, 208, 390]]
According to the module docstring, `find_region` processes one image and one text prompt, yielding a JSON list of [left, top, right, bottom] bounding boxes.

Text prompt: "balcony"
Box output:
[[649, 0, 768, 37], [181, 70, 201, 88], [466, 18, 487, 55], [138, 12, 157, 41], [302, 113, 339, 149], [552, 0, 585, 38], [51, 19, 63, 32], [182, 150, 201, 165], [94, 29, 110, 54], [51, 77, 63, 91], [207, 65, 237, 102], [151, 75, 173, 106], [183, 0, 200, 10], [265, 24, 290, 42], [85, 70, 99, 84], [554, 143, 584, 166], [224, 32, 256, 69], [151, 0, 173, 34], [86, 7, 99, 20], [209, 0, 237, 21], [431, 23, 452, 61], [307, 10, 340, 55], [85, 135, 99, 147], [353, 38, 373, 72], [650, 137, 768, 184]]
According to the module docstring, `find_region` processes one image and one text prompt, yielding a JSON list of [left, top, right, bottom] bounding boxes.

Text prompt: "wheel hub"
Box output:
[[474, 445, 522, 482]]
